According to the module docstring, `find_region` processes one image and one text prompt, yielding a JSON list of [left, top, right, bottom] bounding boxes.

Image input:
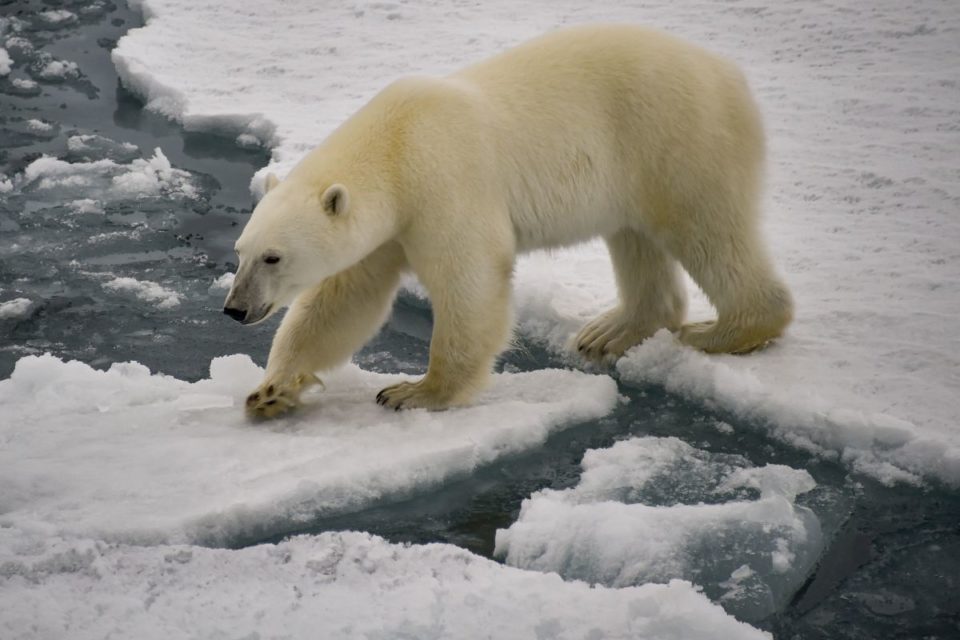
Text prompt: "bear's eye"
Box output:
[[264, 255, 281, 265]]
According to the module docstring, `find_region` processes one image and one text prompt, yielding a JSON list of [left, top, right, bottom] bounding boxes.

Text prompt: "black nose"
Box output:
[[223, 306, 247, 322]]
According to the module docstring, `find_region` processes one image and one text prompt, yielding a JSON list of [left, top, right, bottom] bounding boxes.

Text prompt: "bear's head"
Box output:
[[223, 171, 392, 325]]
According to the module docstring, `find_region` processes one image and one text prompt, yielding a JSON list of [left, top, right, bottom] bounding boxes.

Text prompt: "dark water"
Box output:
[[1, 2, 958, 637]]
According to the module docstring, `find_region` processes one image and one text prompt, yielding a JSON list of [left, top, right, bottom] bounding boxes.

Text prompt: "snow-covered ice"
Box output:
[[110, 0, 960, 487], [0, 353, 617, 545], [3, 0, 958, 635], [0, 528, 768, 640], [495, 437, 823, 621]]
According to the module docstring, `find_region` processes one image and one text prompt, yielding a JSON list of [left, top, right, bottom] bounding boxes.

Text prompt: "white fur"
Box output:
[[227, 24, 793, 417]]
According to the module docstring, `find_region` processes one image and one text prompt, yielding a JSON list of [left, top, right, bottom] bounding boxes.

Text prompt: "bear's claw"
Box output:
[[574, 308, 656, 364], [245, 372, 324, 420], [376, 379, 452, 411]]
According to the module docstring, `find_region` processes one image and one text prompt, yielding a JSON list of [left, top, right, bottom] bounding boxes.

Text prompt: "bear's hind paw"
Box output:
[[376, 379, 456, 411], [574, 308, 656, 364]]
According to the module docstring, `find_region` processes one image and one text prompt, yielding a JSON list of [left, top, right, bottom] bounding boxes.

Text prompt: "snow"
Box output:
[[0, 298, 33, 319], [112, 0, 960, 487], [0, 528, 768, 640], [21, 147, 196, 200], [495, 437, 822, 621], [0, 353, 617, 545], [615, 332, 948, 486], [0, 47, 11, 76], [102, 276, 182, 308]]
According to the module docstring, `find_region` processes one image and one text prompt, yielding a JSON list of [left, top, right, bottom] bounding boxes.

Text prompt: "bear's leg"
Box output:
[[376, 249, 514, 411], [575, 229, 687, 363], [246, 241, 408, 419], [672, 219, 793, 354]]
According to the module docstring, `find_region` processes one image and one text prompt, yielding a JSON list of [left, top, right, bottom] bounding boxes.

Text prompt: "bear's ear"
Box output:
[[320, 183, 349, 217], [264, 173, 280, 193]]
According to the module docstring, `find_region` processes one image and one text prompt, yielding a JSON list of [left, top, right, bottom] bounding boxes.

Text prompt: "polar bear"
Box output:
[[223, 24, 793, 418]]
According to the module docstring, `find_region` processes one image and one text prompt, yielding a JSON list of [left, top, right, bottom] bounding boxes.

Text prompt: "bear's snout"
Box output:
[[223, 306, 247, 323]]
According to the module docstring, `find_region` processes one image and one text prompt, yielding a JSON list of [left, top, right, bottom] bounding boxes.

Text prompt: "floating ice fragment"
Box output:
[[102, 276, 182, 309], [67, 134, 140, 163], [0, 297, 32, 319], [4, 36, 32, 56], [35, 57, 79, 81], [0, 47, 11, 76], [0, 527, 769, 640], [68, 199, 104, 215], [37, 10, 78, 27], [8, 76, 40, 96], [209, 272, 235, 292], [236, 133, 261, 148], [26, 118, 52, 132], [21, 148, 196, 201], [495, 436, 823, 622], [0, 354, 618, 546]]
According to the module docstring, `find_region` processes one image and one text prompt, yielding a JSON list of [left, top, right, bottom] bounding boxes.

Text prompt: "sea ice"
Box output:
[[20, 147, 196, 201], [0, 527, 769, 640], [111, 0, 960, 486], [209, 271, 235, 291], [34, 55, 79, 81], [68, 198, 105, 215], [67, 134, 141, 163], [0, 353, 618, 546], [25, 118, 52, 133], [102, 275, 182, 308], [0, 47, 11, 76], [495, 437, 823, 621], [0, 298, 32, 319], [36, 9, 78, 29]]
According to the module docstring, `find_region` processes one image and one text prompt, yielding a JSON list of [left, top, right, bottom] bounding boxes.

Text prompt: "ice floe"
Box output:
[[0, 528, 769, 640], [495, 436, 823, 621], [110, 0, 960, 486], [0, 353, 618, 546]]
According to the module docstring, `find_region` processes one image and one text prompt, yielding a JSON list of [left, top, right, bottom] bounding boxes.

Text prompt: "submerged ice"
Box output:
[[495, 437, 824, 622]]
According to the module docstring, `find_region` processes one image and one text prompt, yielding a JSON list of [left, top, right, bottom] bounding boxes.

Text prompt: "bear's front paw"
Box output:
[[376, 379, 454, 411], [245, 373, 323, 420]]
